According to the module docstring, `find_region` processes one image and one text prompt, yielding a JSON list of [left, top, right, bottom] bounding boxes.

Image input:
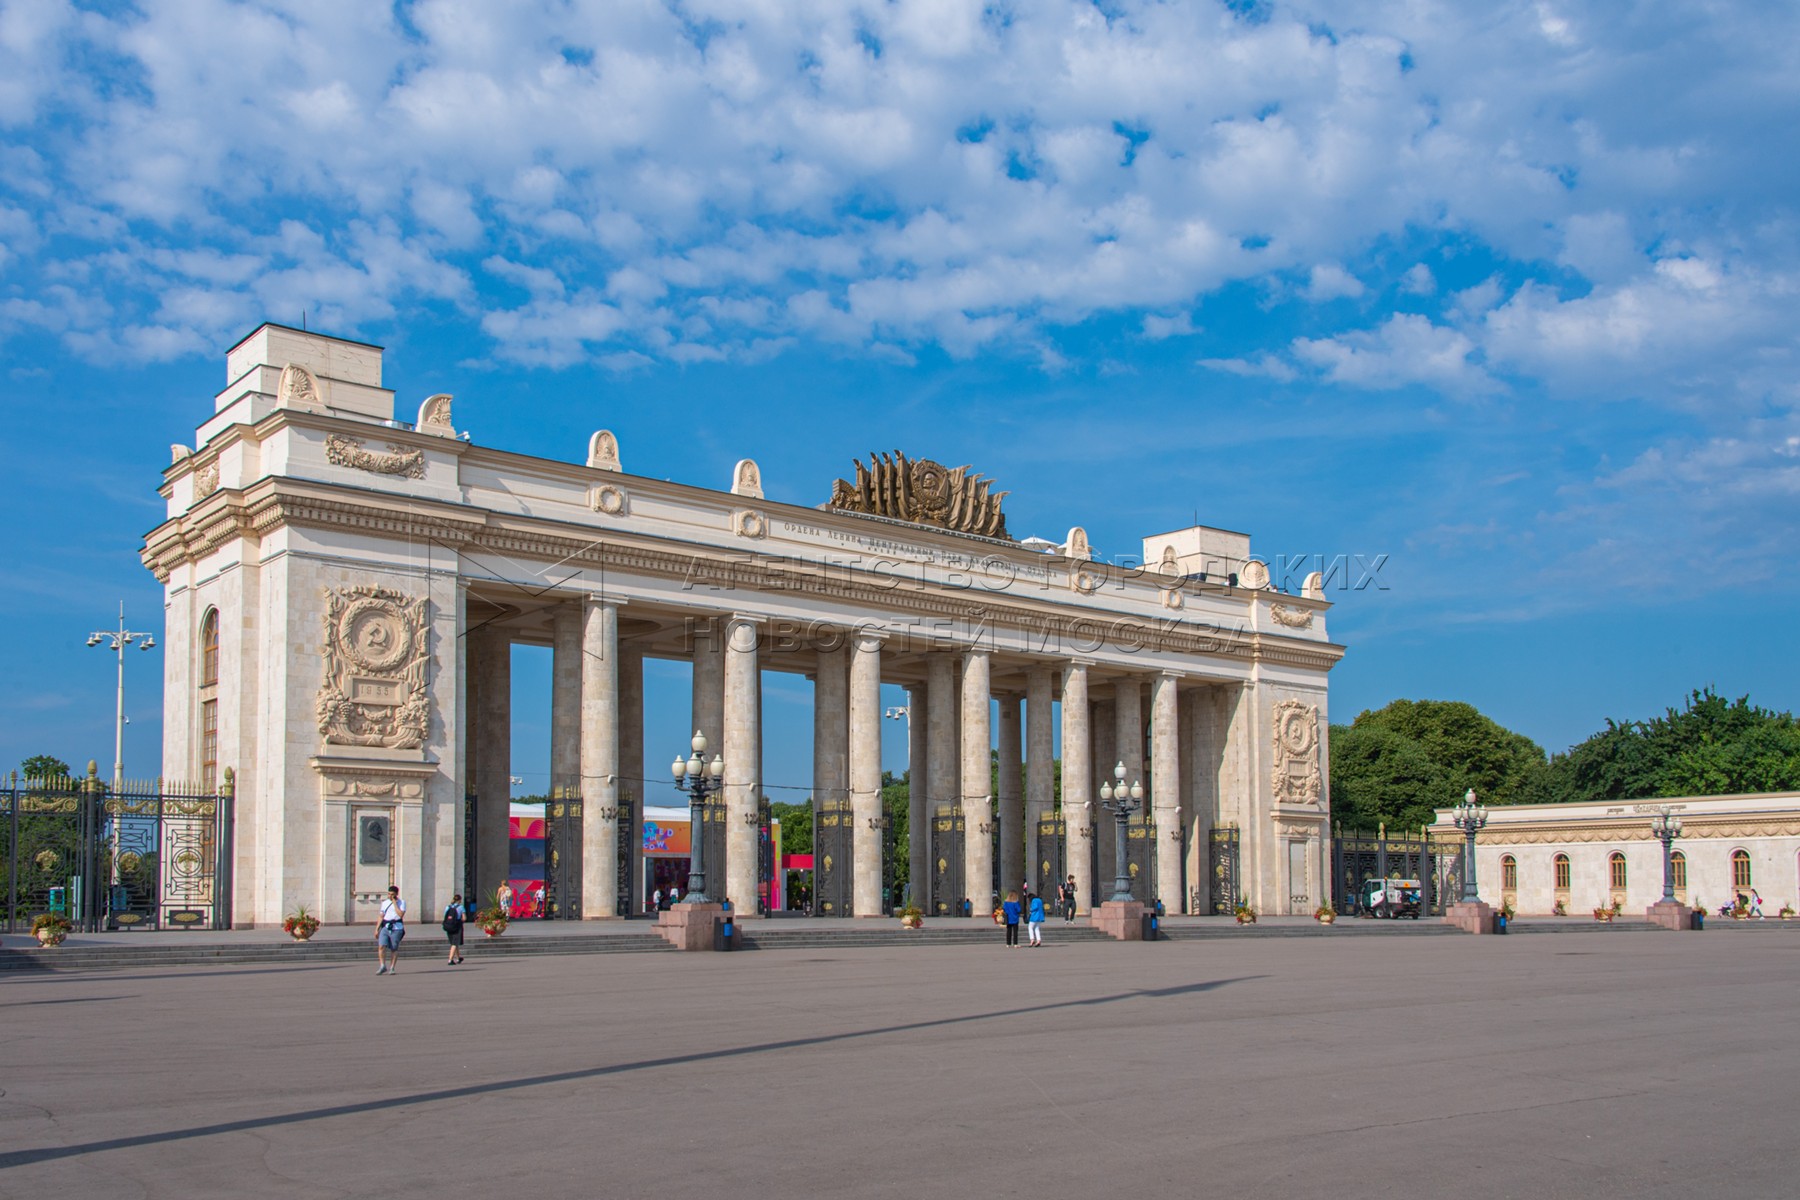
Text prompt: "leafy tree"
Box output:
[[21, 755, 73, 782], [1541, 689, 1800, 802], [769, 800, 812, 855], [1328, 724, 1446, 832], [1348, 700, 1549, 805]]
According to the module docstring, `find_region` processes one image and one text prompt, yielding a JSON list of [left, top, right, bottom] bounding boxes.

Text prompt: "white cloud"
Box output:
[[1305, 263, 1365, 302], [1292, 314, 1497, 396], [0, 0, 1794, 400]]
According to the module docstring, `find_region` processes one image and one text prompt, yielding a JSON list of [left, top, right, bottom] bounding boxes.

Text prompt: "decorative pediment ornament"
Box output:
[[326, 434, 426, 479], [733, 508, 767, 539], [1240, 560, 1271, 590], [1272, 699, 1322, 805], [417, 393, 455, 435], [588, 430, 622, 471], [1269, 603, 1314, 629], [1064, 526, 1091, 560], [194, 463, 220, 499], [171, 444, 191, 463], [733, 459, 764, 499], [278, 363, 324, 410], [827, 450, 1012, 540], [316, 586, 431, 749]]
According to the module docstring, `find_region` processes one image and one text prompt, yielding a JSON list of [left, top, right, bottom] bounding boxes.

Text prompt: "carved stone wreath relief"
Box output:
[[317, 586, 431, 749], [1272, 699, 1322, 805]]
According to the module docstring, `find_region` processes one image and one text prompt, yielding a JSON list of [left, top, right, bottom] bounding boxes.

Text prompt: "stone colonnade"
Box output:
[[468, 603, 1277, 919]]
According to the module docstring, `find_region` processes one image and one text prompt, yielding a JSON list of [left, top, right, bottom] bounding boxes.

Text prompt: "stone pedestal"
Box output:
[[1646, 901, 1695, 931], [1090, 899, 1147, 942], [1445, 901, 1496, 934], [658, 902, 725, 951]]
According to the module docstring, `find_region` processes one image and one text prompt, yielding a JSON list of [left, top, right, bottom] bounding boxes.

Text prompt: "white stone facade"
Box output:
[[144, 324, 1344, 927], [1430, 792, 1800, 915]]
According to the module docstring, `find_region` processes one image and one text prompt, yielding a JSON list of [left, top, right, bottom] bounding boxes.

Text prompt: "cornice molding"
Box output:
[[142, 479, 1346, 671]]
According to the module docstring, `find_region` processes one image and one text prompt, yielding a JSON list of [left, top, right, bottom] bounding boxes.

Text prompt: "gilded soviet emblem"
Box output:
[[1272, 699, 1322, 805], [828, 450, 1011, 539], [317, 586, 431, 749]]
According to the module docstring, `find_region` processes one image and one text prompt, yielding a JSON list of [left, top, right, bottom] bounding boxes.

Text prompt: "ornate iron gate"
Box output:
[[1207, 825, 1240, 915], [757, 797, 773, 916], [543, 786, 582, 919], [1036, 810, 1065, 899], [617, 794, 635, 917], [1331, 827, 1435, 917], [881, 813, 900, 915], [930, 803, 965, 915], [3, 766, 233, 933], [1126, 811, 1155, 903], [700, 795, 728, 904], [815, 798, 852, 916], [462, 790, 478, 907]]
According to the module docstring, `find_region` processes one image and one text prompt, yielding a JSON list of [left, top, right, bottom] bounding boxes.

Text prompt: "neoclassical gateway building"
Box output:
[[143, 325, 1343, 927]]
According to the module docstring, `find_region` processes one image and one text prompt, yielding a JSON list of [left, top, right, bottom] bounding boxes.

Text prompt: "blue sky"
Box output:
[[3, 0, 1798, 795]]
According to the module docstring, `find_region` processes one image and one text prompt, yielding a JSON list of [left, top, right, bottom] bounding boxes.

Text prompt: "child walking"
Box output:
[[1027, 892, 1046, 946]]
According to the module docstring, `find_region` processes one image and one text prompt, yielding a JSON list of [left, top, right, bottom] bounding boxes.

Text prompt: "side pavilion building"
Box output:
[[142, 324, 1344, 927]]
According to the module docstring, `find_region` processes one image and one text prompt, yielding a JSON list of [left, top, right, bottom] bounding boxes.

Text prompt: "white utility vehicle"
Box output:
[[1363, 877, 1422, 919]]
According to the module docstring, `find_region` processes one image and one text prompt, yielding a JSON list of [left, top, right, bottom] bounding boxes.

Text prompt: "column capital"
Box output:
[[851, 627, 885, 652], [581, 593, 625, 611]]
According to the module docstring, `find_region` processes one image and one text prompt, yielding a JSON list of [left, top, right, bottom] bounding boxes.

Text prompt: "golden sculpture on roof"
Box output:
[[828, 450, 1011, 539]]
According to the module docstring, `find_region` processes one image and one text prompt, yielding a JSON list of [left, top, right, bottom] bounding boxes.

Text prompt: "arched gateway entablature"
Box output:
[[142, 325, 1344, 928]]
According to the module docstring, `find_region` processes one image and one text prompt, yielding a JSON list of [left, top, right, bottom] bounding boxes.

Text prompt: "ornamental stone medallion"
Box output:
[[316, 586, 431, 749], [1272, 698, 1322, 805]]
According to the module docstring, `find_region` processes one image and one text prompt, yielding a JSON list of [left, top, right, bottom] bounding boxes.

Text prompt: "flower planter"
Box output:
[[289, 930, 315, 942], [35, 929, 66, 947]]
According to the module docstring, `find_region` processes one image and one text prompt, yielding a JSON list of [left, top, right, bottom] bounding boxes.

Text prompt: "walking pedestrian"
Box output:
[[1062, 874, 1078, 923], [1027, 892, 1046, 946], [1002, 891, 1022, 947], [375, 884, 406, 975], [496, 880, 515, 919], [442, 893, 465, 965], [652, 887, 663, 912]]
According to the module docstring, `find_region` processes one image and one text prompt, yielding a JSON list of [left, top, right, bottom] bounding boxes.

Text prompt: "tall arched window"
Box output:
[[1671, 851, 1687, 892], [200, 608, 220, 687], [1554, 854, 1571, 890], [1731, 849, 1752, 890], [199, 607, 220, 792], [1501, 855, 1517, 890], [1609, 852, 1628, 891]]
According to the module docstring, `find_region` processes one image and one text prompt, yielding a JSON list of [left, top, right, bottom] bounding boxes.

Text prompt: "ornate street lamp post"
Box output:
[[1651, 806, 1684, 904], [87, 602, 156, 793], [1097, 760, 1145, 903], [1452, 788, 1487, 903], [670, 731, 724, 904]]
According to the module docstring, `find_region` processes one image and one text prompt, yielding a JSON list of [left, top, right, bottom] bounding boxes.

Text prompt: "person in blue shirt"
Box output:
[[1027, 892, 1046, 946], [1001, 892, 1022, 948]]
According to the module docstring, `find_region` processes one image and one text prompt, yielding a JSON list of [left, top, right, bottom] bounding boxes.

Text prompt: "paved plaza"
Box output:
[[1, 930, 1795, 1198]]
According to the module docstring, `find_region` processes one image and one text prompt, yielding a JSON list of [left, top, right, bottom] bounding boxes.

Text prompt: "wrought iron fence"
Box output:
[[3, 764, 233, 933]]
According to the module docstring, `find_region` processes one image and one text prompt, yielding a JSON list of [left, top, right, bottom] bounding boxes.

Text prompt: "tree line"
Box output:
[[1330, 688, 1800, 832]]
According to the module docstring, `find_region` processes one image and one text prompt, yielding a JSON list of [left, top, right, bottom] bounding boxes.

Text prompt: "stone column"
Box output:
[[1151, 672, 1183, 912], [579, 598, 620, 918], [551, 604, 582, 792], [812, 641, 848, 916], [473, 626, 511, 901], [722, 613, 760, 912], [925, 654, 959, 909], [620, 645, 644, 915], [1025, 668, 1054, 892], [691, 618, 725, 753], [907, 683, 929, 908], [849, 631, 883, 916], [961, 649, 993, 909], [1116, 676, 1145, 783], [997, 694, 1024, 898], [1091, 698, 1117, 893], [1061, 662, 1092, 911]]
